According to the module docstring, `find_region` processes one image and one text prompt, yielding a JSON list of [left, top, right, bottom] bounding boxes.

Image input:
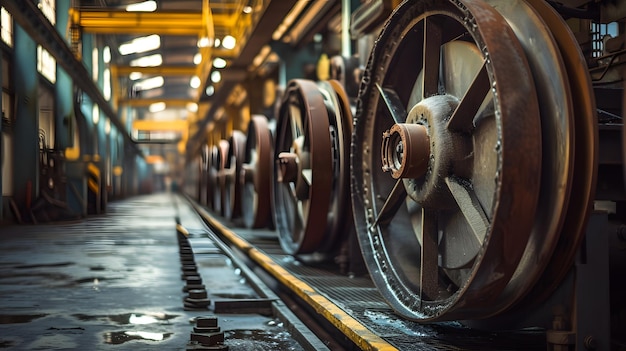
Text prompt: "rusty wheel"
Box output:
[[206, 145, 219, 211], [214, 140, 229, 216], [241, 115, 274, 229], [520, 0, 598, 304], [274, 78, 354, 255], [223, 130, 246, 220], [351, 0, 542, 321]]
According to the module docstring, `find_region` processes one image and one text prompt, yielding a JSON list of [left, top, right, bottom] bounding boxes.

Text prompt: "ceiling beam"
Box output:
[[70, 9, 236, 35]]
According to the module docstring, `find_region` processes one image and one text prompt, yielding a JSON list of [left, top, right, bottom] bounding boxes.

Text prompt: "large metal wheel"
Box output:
[[213, 140, 230, 216], [223, 130, 246, 221], [206, 145, 220, 211], [351, 0, 542, 321], [273, 79, 352, 255], [241, 115, 274, 229], [519, 0, 598, 304]]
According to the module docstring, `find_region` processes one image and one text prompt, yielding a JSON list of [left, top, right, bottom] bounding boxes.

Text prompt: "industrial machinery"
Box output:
[[194, 0, 625, 348]]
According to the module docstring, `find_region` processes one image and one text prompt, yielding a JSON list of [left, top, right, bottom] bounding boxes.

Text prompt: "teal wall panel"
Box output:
[[13, 25, 39, 210]]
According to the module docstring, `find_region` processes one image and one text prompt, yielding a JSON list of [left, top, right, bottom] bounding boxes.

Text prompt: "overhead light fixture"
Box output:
[[213, 58, 227, 69], [205, 86, 215, 96], [243, 6, 252, 14], [222, 35, 236, 50], [252, 45, 271, 69], [187, 102, 198, 112], [92, 106, 99, 124], [211, 71, 221, 83], [130, 54, 162, 67], [105, 118, 111, 135], [134, 76, 164, 90], [129, 72, 143, 80], [103, 46, 111, 64], [149, 102, 166, 113], [193, 53, 202, 65], [126, 1, 157, 12], [214, 38, 221, 48], [119, 35, 160, 55], [272, 0, 308, 41], [190, 76, 201, 89], [197, 37, 211, 48]]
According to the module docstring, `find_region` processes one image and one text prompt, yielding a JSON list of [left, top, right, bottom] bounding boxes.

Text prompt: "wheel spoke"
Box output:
[[445, 177, 490, 245], [301, 168, 312, 186], [375, 83, 407, 124], [370, 179, 407, 229], [446, 61, 490, 133], [420, 208, 439, 302], [289, 104, 301, 141], [422, 16, 443, 98]]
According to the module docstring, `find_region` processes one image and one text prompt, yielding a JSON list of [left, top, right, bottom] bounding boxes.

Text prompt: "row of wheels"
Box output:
[[198, 0, 603, 323]]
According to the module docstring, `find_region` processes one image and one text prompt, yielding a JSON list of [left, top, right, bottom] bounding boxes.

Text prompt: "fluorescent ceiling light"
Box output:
[[190, 76, 201, 89], [129, 72, 143, 80], [243, 6, 252, 14], [205, 86, 214, 96], [187, 102, 198, 112], [193, 53, 202, 65], [213, 58, 227, 69], [126, 1, 157, 12], [119, 35, 160, 55], [211, 71, 221, 83], [197, 37, 211, 48], [222, 35, 236, 50], [149, 102, 166, 113], [214, 38, 221, 48], [130, 54, 162, 67], [103, 46, 111, 63], [134, 76, 164, 90]]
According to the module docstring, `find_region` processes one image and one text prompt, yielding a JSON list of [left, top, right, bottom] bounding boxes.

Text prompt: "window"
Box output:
[[38, 0, 56, 25], [2, 55, 13, 125], [1, 7, 13, 47], [37, 46, 57, 83]]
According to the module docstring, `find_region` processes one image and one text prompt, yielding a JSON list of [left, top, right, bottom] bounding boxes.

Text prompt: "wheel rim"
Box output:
[[242, 115, 274, 229], [215, 139, 229, 216], [206, 145, 219, 211], [274, 79, 333, 254], [223, 130, 246, 220], [477, 0, 575, 316], [351, 0, 541, 321], [521, 0, 598, 304]]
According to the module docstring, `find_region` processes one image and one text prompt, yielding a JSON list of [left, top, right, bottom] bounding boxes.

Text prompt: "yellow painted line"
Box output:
[[196, 207, 397, 351], [176, 224, 189, 237]]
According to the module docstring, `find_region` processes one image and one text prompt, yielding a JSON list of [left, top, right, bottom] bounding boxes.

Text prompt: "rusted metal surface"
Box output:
[[214, 140, 230, 216], [273, 79, 334, 255], [241, 115, 274, 229], [223, 131, 247, 220], [521, 0, 599, 305], [351, 0, 542, 321]]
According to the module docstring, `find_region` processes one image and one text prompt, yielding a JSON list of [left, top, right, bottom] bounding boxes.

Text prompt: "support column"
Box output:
[[13, 26, 39, 217]]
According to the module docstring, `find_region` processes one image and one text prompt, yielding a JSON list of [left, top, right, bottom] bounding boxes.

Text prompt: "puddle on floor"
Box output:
[[0, 314, 47, 324], [224, 329, 304, 351], [0, 339, 15, 348], [103, 331, 172, 344], [73, 312, 178, 325], [14, 262, 75, 269]]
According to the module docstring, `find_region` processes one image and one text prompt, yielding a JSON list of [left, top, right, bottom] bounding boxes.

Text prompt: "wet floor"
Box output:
[[0, 193, 305, 350]]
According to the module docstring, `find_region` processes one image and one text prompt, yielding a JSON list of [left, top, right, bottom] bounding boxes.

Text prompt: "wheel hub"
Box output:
[[381, 94, 466, 207]]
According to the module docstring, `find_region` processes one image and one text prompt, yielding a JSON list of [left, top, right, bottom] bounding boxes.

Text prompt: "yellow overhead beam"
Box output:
[[70, 9, 236, 35], [113, 65, 197, 76], [133, 119, 189, 132], [118, 98, 194, 107]]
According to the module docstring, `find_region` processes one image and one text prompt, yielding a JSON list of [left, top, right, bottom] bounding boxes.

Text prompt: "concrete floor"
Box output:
[[0, 193, 303, 350]]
